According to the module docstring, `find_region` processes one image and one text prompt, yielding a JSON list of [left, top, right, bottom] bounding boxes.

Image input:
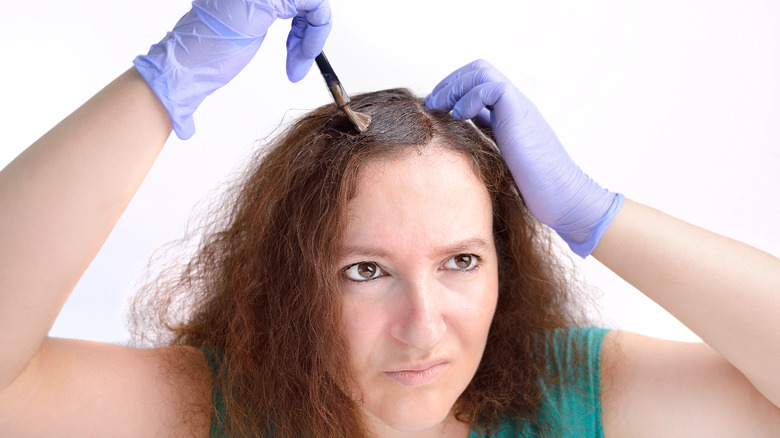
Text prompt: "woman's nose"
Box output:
[[389, 276, 447, 352]]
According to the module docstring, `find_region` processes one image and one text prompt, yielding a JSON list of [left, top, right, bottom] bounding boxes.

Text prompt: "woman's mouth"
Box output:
[[384, 362, 450, 387]]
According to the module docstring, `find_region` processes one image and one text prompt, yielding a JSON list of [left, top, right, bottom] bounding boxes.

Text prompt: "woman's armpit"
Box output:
[[600, 331, 780, 438], [0, 339, 211, 438]]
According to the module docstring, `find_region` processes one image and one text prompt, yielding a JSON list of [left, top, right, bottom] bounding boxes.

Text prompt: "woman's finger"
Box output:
[[426, 60, 509, 112]]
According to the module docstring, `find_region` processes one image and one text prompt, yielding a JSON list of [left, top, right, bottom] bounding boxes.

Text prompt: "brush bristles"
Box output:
[[341, 104, 372, 133]]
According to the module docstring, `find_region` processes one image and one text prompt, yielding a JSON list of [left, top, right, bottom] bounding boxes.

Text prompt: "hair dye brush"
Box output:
[[314, 52, 371, 133]]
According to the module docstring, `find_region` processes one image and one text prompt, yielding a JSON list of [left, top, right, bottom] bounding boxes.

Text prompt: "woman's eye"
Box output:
[[444, 254, 480, 270], [342, 262, 383, 282]]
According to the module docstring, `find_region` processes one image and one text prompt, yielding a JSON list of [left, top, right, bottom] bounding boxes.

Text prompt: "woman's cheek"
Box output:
[[341, 289, 390, 350], [441, 271, 498, 316]]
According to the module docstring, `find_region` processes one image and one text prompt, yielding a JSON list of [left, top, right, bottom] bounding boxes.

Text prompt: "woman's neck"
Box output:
[[362, 409, 472, 438]]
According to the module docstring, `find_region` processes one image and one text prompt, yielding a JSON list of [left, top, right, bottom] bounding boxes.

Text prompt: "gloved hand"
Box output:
[[424, 60, 623, 258], [133, 0, 332, 140]]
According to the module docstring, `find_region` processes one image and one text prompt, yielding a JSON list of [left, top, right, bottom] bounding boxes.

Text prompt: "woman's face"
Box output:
[[338, 145, 499, 435]]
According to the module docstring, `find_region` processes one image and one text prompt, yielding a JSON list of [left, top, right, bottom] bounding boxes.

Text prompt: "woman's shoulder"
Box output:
[[535, 326, 610, 379], [471, 327, 611, 438], [543, 326, 611, 355], [536, 326, 609, 436]]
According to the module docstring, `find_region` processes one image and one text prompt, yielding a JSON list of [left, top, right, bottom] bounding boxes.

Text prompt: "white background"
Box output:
[[2, 1, 778, 344]]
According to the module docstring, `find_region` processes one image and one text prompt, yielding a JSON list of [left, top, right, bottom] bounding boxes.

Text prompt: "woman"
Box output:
[[129, 85, 605, 437], [1, 1, 779, 437]]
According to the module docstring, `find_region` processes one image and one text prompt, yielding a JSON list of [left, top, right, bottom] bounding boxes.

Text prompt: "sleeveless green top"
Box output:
[[205, 326, 609, 437]]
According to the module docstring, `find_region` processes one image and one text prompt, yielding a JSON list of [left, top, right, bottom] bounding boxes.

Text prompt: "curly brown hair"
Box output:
[[130, 88, 587, 437]]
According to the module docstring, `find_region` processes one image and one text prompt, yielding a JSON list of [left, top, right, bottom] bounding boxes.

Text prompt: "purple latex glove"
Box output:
[[133, 0, 331, 140], [425, 60, 623, 257]]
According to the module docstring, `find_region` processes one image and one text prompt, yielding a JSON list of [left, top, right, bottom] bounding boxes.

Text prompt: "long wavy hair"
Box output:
[[130, 88, 587, 437]]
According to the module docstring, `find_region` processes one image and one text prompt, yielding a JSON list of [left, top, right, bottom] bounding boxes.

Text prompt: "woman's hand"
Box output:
[[424, 60, 622, 257], [134, 0, 332, 139]]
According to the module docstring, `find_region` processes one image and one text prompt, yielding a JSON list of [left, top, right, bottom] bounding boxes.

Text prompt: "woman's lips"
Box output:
[[384, 362, 449, 387]]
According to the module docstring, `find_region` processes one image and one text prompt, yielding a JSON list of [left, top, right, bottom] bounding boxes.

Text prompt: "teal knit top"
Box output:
[[205, 326, 609, 437]]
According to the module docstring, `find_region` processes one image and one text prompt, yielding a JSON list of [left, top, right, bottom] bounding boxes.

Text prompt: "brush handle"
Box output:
[[315, 52, 350, 108]]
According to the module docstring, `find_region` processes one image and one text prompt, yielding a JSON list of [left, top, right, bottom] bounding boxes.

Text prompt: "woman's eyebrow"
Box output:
[[339, 237, 492, 259], [437, 237, 493, 257]]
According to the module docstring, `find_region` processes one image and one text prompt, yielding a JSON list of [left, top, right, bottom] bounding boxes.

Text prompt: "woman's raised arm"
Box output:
[[593, 199, 780, 435], [0, 68, 171, 393], [0, 1, 331, 435]]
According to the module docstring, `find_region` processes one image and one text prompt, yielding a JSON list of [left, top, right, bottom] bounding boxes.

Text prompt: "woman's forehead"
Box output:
[[340, 146, 493, 255]]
